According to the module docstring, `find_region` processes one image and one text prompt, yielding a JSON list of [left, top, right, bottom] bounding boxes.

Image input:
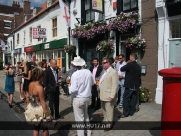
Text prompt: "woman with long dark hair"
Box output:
[[22, 62, 32, 102]]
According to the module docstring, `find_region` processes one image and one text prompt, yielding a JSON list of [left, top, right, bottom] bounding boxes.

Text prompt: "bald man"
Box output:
[[44, 59, 64, 119]]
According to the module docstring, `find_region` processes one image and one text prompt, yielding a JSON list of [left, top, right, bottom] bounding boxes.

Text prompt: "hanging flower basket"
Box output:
[[64, 45, 76, 67], [64, 45, 76, 54], [125, 35, 146, 51], [72, 12, 139, 40], [96, 40, 114, 57]]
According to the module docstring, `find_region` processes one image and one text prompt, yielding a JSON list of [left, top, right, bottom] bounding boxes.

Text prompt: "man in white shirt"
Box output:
[[69, 56, 94, 136], [115, 54, 127, 108]]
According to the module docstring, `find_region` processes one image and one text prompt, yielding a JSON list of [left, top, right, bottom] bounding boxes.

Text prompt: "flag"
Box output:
[[59, 0, 70, 27], [0, 39, 6, 51]]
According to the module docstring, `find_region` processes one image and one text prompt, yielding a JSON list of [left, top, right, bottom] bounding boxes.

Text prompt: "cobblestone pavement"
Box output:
[[0, 71, 162, 136]]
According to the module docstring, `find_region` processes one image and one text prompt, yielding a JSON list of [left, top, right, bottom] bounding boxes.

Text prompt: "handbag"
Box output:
[[24, 103, 50, 126]]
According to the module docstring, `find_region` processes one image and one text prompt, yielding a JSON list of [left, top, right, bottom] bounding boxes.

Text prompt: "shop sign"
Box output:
[[57, 58, 62, 68], [92, 0, 103, 13], [33, 28, 46, 39], [44, 43, 50, 49], [24, 46, 34, 52], [13, 48, 21, 54]]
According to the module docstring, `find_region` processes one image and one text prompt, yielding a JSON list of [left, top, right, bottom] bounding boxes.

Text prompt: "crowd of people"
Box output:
[[3, 53, 141, 136]]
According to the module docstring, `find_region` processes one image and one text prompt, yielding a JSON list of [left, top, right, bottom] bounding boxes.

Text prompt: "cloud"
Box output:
[[0, 0, 6, 4]]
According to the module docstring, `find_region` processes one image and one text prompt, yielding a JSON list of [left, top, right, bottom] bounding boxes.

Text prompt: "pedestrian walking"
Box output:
[[118, 53, 141, 118], [4, 63, 15, 108], [25, 67, 52, 136], [89, 58, 103, 111], [99, 58, 118, 131], [44, 59, 63, 119], [69, 56, 94, 136]]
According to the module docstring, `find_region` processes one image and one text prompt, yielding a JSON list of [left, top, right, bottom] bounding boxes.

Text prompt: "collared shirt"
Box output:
[[118, 61, 126, 78], [50, 67, 57, 84], [69, 68, 94, 98], [92, 65, 98, 83], [99, 67, 111, 89]]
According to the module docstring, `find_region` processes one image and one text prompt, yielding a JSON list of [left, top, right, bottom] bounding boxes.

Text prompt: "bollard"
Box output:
[[158, 67, 181, 136]]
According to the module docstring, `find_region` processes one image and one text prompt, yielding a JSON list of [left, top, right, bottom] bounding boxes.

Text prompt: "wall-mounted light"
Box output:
[[73, 9, 77, 15], [141, 65, 147, 75]]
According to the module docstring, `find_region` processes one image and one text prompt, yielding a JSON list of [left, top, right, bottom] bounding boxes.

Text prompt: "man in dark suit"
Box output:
[[118, 53, 141, 118], [89, 58, 103, 111], [44, 59, 63, 119]]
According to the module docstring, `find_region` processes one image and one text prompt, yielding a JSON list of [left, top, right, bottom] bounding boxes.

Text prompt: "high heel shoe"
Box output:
[[9, 103, 13, 108]]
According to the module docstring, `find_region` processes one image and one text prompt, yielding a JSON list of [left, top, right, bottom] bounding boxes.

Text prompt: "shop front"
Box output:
[[13, 48, 22, 65], [24, 46, 34, 62], [34, 38, 67, 68]]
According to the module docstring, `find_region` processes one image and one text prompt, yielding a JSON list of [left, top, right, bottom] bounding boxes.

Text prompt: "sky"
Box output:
[[0, 0, 47, 8]]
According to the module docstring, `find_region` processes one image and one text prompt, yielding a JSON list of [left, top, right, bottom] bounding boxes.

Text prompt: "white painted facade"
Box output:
[[155, 0, 181, 104], [13, 3, 68, 65]]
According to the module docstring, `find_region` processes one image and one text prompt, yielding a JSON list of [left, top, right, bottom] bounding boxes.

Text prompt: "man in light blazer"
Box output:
[[99, 58, 118, 132]]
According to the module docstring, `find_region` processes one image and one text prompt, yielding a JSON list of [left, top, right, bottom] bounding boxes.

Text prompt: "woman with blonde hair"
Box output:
[[26, 67, 52, 136]]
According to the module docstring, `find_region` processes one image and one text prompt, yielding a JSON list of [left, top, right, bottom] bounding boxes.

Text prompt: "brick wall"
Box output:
[[141, 0, 158, 100]]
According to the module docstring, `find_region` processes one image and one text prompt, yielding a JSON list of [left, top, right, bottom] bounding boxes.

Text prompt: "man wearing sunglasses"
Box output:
[[99, 58, 118, 131], [115, 54, 127, 108]]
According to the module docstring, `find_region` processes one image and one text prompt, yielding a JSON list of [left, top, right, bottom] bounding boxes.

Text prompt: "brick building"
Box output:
[[0, 0, 31, 64]]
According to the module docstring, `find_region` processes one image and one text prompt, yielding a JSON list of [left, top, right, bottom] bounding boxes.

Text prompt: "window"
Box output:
[[4, 20, 11, 28], [29, 27, 32, 43], [117, 0, 138, 13], [52, 18, 57, 37], [37, 25, 41, 41], [85, 0, 95, 22], [23, 30, 26, 45], [17, 34, 19, 44], [170, 18, 181, 38]]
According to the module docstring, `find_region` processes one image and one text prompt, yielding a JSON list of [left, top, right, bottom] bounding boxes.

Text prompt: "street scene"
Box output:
[[0, 0, 181, 136]]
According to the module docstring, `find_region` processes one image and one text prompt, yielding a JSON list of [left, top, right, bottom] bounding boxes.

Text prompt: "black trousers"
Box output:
[[90, 85, 100, 108], [61, 81, 69, 95], [123, 88, 137, 117], [47, 86, 60, 118]]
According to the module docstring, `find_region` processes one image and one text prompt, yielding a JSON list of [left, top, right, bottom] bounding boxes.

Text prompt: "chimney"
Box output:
[[23, 0, 31, 14], [12, 1, 14, 6], [17, 2, 20, 7]]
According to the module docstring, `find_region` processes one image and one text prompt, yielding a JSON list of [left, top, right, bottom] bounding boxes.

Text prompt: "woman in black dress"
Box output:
[[22, 62, 32, 102]]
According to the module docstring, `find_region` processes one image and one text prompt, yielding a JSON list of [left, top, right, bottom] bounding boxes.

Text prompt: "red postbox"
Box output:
[[158, 67, 181, 136]]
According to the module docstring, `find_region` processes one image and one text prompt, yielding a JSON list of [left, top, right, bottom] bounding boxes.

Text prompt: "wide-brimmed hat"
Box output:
[[71, 56, 85, 66]]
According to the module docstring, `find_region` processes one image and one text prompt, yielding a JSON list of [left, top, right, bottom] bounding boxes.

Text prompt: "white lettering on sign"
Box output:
[[44, 43, 49, 49]]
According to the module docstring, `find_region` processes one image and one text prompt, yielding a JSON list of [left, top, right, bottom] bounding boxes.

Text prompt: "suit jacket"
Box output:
[[115, 61, 127, 86], [121, 61, 141, 90], [90, 65, 103, 80], [99, 67, 119, 101], [44, 67, 58, 88]]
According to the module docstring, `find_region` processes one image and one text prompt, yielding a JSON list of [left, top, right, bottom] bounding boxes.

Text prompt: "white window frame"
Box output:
[[4, 20, 12, 29], [52, 17, 57, 38], [29, 27, 32, 43]]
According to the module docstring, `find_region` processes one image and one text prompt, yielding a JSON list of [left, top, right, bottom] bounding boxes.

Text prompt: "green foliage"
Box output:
[[0, 58, 3, 63], [139, 87, 151, 102]]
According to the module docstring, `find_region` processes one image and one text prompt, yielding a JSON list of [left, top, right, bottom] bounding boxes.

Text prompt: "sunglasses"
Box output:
[[102, 62, 108, 65]]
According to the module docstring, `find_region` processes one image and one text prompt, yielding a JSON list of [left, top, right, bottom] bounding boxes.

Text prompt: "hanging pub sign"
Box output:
[[33, 28, 46, 39], [91, 0, 104, 13]]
